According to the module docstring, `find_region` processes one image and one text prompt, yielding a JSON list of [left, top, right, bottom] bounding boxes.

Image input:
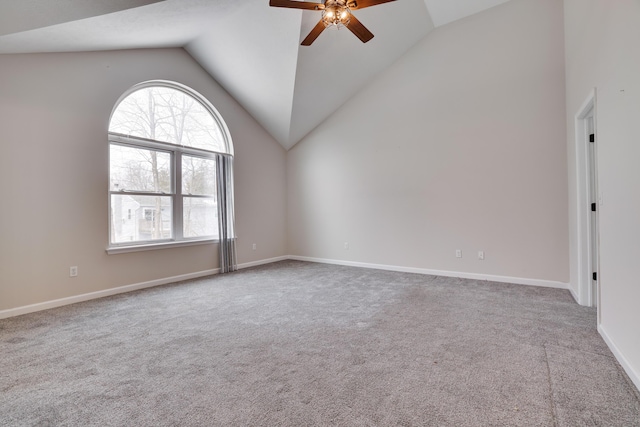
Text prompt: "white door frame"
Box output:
[[574, 89, 599, 312]]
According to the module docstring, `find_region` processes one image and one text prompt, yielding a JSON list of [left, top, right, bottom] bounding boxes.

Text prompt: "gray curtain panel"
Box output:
[[216, 154, 237, 273]]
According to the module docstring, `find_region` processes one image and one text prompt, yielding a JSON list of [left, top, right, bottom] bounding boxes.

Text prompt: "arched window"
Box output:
[[108, 81, 234, 252]]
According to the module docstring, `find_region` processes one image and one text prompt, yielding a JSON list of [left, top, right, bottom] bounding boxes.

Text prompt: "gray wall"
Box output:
[[0, 48, 287, 311], [287, 0, 568, 283], [564, 0, 640, 389]]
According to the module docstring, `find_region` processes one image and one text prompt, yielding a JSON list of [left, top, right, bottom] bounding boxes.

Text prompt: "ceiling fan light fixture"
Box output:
[[269, 0, 396, 45], [321, 0, 351, 28]]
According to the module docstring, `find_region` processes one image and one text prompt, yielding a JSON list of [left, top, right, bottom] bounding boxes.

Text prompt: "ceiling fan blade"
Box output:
[[347, 0, 396, 10], [269, 0, 325, 10], [301, 20, 327, 46], [345, 14, 374, 43]]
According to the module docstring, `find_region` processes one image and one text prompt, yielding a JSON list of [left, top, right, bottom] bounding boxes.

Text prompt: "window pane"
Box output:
[[109, 86, 227, 153], [110, 145, 171, 193], [183, 197, 218, 239], [182, 156, 216, 196], [111, 195, 172, 243]]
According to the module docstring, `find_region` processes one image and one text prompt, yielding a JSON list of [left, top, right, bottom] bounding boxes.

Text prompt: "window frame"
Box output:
[[106, 80, 233, 254]]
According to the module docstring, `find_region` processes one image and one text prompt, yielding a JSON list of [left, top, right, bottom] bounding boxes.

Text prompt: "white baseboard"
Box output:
[[0, 254, 569, 320], [0, 255, 291, 320], [598, 325, 640, 393], [238, 255, 289, 270], [0, 268, 219, 320], [288, 255, 569, 290], [569, 286, 580, 304]]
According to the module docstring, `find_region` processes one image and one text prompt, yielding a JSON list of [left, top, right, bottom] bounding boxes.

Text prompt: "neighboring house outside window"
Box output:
[[107, 81, 233, 252]]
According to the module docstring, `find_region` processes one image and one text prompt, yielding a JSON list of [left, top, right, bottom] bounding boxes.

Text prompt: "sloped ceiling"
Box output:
[[0, 0, 511, 149]]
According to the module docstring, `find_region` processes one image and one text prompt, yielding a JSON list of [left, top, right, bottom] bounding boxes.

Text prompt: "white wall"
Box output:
[[0, 48, 287, 312], [288, 0, 568, 284], [564, 0, 640, 389]]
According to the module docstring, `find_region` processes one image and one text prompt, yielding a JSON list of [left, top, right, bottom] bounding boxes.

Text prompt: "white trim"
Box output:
[[573, 88, 599, 308], [109, 133, 231, 158], [0, 256, 290, 319], [598, 325, 640, 393], [107, 238, 216, 254], [0, 269, 219, 320], [0, 255, 571, 320], [576, 88, 597, 122], [569, 286, 579, 304], [238, 256, 290, 270], [288, 256, 569, 289]]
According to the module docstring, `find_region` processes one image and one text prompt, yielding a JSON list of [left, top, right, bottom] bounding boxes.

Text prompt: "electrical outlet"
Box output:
[[344, 242, 349, 250], [70, 266, 78, 277], [455, 250, 462, 258], [252, 243, 256, 250], [478, 251, 485, 260]]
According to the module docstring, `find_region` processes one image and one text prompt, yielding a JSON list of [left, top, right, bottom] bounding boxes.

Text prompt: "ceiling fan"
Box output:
[[269, 0, 397, 46]]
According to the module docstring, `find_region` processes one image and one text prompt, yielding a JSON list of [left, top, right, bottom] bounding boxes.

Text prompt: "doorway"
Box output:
[[586, 113, 598, 308], [575, 90, 599, 311]]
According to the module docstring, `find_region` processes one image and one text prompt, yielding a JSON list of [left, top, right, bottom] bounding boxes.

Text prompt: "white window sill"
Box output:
[[106, 239, 217, 255]]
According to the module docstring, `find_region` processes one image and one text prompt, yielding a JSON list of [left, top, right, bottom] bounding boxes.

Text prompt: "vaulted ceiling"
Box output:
[[0, 0, 511, 149]]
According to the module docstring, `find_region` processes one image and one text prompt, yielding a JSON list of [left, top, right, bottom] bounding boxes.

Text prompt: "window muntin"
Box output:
[[108, 81, 232, 249]]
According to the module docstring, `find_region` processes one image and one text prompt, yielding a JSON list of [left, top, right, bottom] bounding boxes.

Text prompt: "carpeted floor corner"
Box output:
[[1, 260, 639, 426]]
